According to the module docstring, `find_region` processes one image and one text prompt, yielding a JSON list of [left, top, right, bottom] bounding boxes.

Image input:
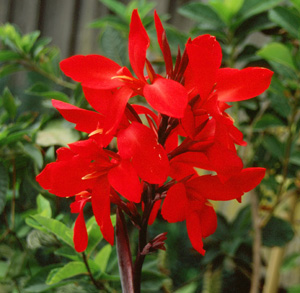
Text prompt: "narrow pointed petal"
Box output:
[[108, 159, 142, 203], [129, 9, 149, 81], [161, 183, 188, 223], [186, 212, 205, 255], [60, 55, 123, 89], [154, 10, 173, 76], [70, 198, 89, 252], [52, 99, 103, 134], [118, 122, 169, 184], [143, 77, 188, 118], [92, 176, 114, 245], [148, 200, 162, 225], [216, 68, 273, 102]]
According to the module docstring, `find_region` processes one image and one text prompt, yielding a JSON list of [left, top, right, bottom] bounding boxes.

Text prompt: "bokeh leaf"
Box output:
[[262, 216, 294, 247]]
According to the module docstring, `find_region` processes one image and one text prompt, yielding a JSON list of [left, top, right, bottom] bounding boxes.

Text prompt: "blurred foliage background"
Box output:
[[0, 0, 300, 292]]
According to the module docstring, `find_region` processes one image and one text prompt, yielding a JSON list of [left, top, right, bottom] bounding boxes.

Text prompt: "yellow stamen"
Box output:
[[89, 128, 103, 137], [111, 75, 135, 81], [82, 171, 103, 180]]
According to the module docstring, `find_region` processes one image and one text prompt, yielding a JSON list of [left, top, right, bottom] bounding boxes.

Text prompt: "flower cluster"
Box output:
[[36, 10, 273, 255]]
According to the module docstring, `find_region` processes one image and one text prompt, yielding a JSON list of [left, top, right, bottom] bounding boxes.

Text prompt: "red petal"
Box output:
[[161, 183, 188, 223], [186, 212, 205, 255], [52, 99, 103, 134], [217, 68, 273, 102], [92, 176, 114, 245], [186, 174, 243, 201], [36, 155, 93, 197], [60, 55, 123, 89], [83, 87, 132, 135], [185, 35, 222, 100], [70, 198, 89, 252], [108, 159, 142, 203], [129, 10, 149, 81], [148, 200, 162, 225], [197, 203, 217, 238], [143, 77, 188, 118], [227, 167, 266, 192], [205, 142, 243, 179], [154, 10, 173, 76], [170, 152, 211, 180], [118, 122, 169, 184]]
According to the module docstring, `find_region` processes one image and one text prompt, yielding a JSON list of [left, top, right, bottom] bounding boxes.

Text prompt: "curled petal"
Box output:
[[129, 9, 150, 81], [143, 77, 188, 118], [60, 55, 123, 89], [216, 67, 273, 102]]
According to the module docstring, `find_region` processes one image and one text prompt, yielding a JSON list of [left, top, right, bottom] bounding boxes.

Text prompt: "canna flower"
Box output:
[[59, 10, 188, 119], [162, 168, 266, 254], [36, 122, 169, 252]]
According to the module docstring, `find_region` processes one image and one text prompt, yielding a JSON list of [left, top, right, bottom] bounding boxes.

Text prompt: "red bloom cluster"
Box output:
[[36, 10, 273, 255]]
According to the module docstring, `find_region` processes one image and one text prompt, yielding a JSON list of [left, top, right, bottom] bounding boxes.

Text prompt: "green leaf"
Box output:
[[269, 93, 291, 118], [36, 194, 52, 218], [2, 87, 17, 119], [257, 43, 296, 70], [291, 0, 300, 13], [89, 15, 127, 31], [29, 214, 73, 247], [0, 163, 9, 215], [262, 135, 285, 159], [269, 7, 300, 39], [253, 113, 284, 130], [288, 284, 300, 293], [0, 63, 21, 78], [94, 244, 112, 272], [46, 262, 86, 284], [178, 2, 225, 28], [0, 50, 21, 61], [36, 119, 80, 146], [209, 0, 244, 24], [99, 0, 127, 20], [290, 152, 300, 166], [85, 216, 103, 256], [236, 0, 281, 25], [281, 252, 300, 271], [23, 143, 43, 169], [99, 27, 128, 66], [235, 13, 274, 42], [262, 216, 294, 247], [55, 247, 80, 261], [26, 83, 69, 102], [231, 205, 252, 236]]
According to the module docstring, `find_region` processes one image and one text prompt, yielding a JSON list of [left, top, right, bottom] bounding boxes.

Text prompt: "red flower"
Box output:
[[162, 168, 265, 254], [36, 122, 169, 251], [59, 10, 188, 119]]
